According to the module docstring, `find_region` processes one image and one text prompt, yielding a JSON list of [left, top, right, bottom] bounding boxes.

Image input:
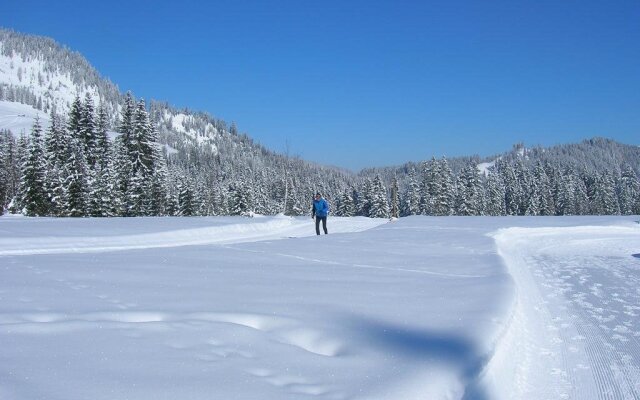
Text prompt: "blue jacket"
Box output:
[[312, 198, 329, 218]]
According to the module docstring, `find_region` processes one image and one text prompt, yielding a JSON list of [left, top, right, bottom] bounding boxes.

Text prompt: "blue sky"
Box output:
[[4, 0, 639, 170]]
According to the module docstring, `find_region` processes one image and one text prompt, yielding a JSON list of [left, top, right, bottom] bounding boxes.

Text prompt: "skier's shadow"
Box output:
[[633, 254, 640, 259], [344, 315, 490, 400]]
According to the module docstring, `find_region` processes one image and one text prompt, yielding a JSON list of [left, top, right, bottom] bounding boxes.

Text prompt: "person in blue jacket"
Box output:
[[311, 192, 329, 235]]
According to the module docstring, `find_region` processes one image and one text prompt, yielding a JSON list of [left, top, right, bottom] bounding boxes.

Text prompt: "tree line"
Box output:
[[2, 92, 638, 218]]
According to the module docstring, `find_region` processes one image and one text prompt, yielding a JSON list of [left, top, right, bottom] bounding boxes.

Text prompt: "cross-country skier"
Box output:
[[311, 192, 329, 235]]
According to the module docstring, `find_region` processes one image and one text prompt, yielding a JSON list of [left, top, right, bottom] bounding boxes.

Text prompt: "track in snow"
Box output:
[[0, 216, 387, 256], [490, 226, 640, 399]]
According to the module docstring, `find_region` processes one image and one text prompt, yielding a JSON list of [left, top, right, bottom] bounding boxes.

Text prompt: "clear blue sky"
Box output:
[[4, 0, 639, 171]]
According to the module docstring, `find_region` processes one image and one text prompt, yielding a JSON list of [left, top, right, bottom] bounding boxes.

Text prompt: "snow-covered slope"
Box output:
[[2, 215, 638, 399], [0, 29, 122, 119], [0, 43, 97, 115], [0, 100, 50, 135]]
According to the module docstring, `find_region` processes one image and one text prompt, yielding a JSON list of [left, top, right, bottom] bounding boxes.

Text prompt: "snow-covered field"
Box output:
[[1, 215, 639, 399]]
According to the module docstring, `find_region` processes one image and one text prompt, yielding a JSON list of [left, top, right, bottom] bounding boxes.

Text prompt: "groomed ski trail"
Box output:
[[0, 216, 387, 256], [486, 225, 640, 400]]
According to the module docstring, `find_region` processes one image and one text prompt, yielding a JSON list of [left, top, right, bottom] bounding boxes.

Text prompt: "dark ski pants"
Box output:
[[315, 216, 328, 235]]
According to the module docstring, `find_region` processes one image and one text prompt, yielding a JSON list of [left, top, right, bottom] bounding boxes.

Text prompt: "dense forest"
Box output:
[[1, 93, 638, 218]]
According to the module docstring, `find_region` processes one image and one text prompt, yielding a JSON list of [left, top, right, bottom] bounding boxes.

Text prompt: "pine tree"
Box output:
[[229, 179, 252, 216], [485, 171, 506, 216], [131, 99, 157, 176], [178, 173, 197, 216], [525, 181, 540, 216], [118, 92, 135, 155], [44, 110, 70, 216], [390, 177, 400, 218], [126, 169, 147, 216], [147, 161, 169, 216], [419, 159, 435, 215], [112, 138, 131, 216], [0, 132, 11, 212], [617, 165, 640, 215], [63, 139, 90, 217], [500, 161, 522, 215], [574, 175, 590, 215], [67, 95, 83, 142], [80, 93, 97, 168], [590, 172, 619, 215], [229, 181, 251, 215], [514, 159, 531, 215], [89, 164, 112, 217], [431, 157, 455, 216], [358, 178, 373, 217], [456, 163, 484, 216], [19, 118, 50, 216], [95, 103, 110, 170], [10, 134, 29, 213], [556, 170, 576, 215], [403, 168, 420, 216], [532, 163, 554, 215], [337, 189, 355, 216], [210, 181, 229, 216], [2, 131, 20, 211], [369, 175, 389, 218]]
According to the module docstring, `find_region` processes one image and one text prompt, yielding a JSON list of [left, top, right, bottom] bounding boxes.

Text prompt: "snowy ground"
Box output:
[[0, 215, 639, 399], [0, 100, 50, 136]]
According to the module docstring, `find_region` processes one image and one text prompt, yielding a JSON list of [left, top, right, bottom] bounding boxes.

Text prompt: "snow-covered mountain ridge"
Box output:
[[0, 29, 230, 152], [0, 30, 121, 121]]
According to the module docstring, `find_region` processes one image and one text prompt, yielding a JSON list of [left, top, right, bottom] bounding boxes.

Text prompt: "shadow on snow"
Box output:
[[344, 315, 492, 400]]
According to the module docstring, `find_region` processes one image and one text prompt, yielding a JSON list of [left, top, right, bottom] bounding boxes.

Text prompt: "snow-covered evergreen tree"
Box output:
[[118, 92, 135, 154], [44, 110, 71, 216], [358, 178, 373, 217], [126, 169, 148, 216], [67, 95, 83, 142], [402, 168, 420, 216], [617, 165, 640, 215], [95, 103, 110, 170], [500, 161, 522, 215], [80, 93, 98, 168], [419, 159, 435, 215], [229, 179, 252, 216], [369, 175, 389, 218], [0, 131, 14, 212], [590, 172, 620, 215], [390, 177, 400, 218], [177, 173, 197, 216], [431, 157, 455, 216], [131, 100, 157, 176], [556, 170, 577, 215], [337, 189, 355, 217], [485, 170, 506, 216], [531, 163, 554, 216], [19, 118, 50, 216], [89, 162, 114, 217], [455, 163, 484, 216], [63, 139, 90, 217]]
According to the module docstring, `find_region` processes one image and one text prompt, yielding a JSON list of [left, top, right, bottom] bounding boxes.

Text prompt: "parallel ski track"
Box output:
[[528, 251, 640, 399]]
